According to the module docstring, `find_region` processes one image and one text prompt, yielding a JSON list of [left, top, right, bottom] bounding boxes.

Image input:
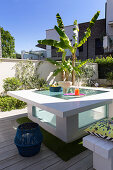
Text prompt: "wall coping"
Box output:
[[0, 58, 42, 63], [0, 58, 97, 65]]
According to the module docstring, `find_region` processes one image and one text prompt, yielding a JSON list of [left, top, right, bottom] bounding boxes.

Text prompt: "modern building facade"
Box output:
[[0, 28, 2, 58], [21, 50, 46, 60], [43, 19, 106, 60], [103, 0, 113, 53], [79, 19, 105, 60]]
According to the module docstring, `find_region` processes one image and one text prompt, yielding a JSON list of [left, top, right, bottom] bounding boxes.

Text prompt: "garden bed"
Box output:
[[0, 96, 26, 112]]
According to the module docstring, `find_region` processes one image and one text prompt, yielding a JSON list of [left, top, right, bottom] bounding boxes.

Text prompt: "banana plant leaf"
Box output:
[[53, 68, 63, 76], [77, 60, 87, 69], [46, 58, 60, 66], [77, 11, 100, 48], [38, 39, 61, 49], [54, 26, 72, 50], [73, 20, 79, 48], [56, 13, 64, 31]]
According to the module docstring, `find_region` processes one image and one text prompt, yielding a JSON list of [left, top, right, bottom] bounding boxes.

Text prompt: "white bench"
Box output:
[[83, 135, 113, 170]]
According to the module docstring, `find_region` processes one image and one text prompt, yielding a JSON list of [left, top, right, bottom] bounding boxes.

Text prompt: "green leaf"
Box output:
[[73, 20, 79, 48], [89, 11, 100, 29], [77, 60, 87, 69], [46, 58, 60, 66], [73, 67, 82, 76], [56, 48, 64, 53], [54, 25, 67, 39], [73, 20, 79, 32], [38, 39, 60, 48], [62, 51, 66, 62], [59, 38, 72, 50], [56, 13, 64, 31], [53, 68, 63, 76], [78, 11, 100, 48], [54, 26, 72, 50]]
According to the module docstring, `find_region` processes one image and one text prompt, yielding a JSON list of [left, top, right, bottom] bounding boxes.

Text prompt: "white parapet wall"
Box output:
[[0, 58, 98, 93], [0, 59, 16, 93], [0, 58, 62, 93], [0, 29, 2, 58]]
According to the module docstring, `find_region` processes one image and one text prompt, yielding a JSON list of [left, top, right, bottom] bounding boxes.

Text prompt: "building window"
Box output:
[[95, 38, 104, 55], [78, 45, 83, 52], [51, 46, 62, 58], [52, 46, 56, 49]]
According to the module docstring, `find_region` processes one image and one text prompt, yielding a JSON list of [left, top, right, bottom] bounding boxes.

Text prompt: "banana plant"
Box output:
[[38, 11, 100, 85], [47, 58, 87, 81], [46, 58, 71, 81]]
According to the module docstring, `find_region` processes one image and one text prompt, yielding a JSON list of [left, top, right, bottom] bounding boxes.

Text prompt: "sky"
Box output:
[[0, 0, 106, 53]]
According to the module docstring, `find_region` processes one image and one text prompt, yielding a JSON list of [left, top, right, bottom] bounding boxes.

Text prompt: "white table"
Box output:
[[8, 87, 113, 143]]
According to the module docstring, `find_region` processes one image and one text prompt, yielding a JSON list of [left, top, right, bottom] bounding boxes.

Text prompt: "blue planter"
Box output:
[[50, 86, 63, 92], [14, 122, 43, 157]]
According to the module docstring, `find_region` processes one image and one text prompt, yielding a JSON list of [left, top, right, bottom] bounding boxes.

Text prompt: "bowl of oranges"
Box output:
[[49, 84, 63, 92]]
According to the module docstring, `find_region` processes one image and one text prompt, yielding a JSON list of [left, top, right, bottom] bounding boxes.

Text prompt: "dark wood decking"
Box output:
[[0, 109, 93, 170]]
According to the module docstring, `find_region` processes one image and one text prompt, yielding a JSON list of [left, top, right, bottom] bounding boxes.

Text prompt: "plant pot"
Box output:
[[58, 81, 72, 93], [14, 123, 43, 157]]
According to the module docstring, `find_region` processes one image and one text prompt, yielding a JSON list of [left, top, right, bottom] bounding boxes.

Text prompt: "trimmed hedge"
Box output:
[[98, 63, 113, 79], [95, 56, 113, 79], [87, 56, 113, 79], [0, 96, 26, 112]]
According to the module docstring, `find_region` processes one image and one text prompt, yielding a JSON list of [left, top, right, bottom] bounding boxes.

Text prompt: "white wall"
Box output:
[[0, 58, 62, 93], [0, 60, 16, 92], [0, 58, 98, 93], [106, 0, 113, 37], [36, 61, 61, 84], [46, 25, 79, 58], [0, 29, 2, 58]]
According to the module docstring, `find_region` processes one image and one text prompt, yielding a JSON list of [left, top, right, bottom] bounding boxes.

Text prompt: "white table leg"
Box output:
[[56, 114, 78, 142]]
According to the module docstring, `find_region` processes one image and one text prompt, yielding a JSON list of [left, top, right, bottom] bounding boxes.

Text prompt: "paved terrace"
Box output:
[[0, 108, 93, 170]]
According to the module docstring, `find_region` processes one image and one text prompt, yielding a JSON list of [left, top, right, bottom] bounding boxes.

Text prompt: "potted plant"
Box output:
[[38, 12, 100, 88]]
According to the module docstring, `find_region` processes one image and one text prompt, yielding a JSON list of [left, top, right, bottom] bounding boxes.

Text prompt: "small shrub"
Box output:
[[75, 62, 95, 86], [37, 78, 47, 90], [3, 77, 22, 92], [0, 96, 26, 112], [14, 61, 47, 90], [15, 61, 36, 89], [81, 65, 94, 79], [24, 75, 39, 89]]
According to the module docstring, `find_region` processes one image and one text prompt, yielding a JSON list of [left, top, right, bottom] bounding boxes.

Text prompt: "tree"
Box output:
[[38, 12, 100, 85], [1, 27, 16, 58]]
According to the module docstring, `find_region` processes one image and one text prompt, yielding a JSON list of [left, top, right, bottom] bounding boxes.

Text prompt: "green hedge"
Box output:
[[95, 56, 113, 64], [87, 56, 113, 79], [98, 63, 113, 79], [87, 56, 113, 64], [0, 96, 26, 112], [95, 56, 113, 79]]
